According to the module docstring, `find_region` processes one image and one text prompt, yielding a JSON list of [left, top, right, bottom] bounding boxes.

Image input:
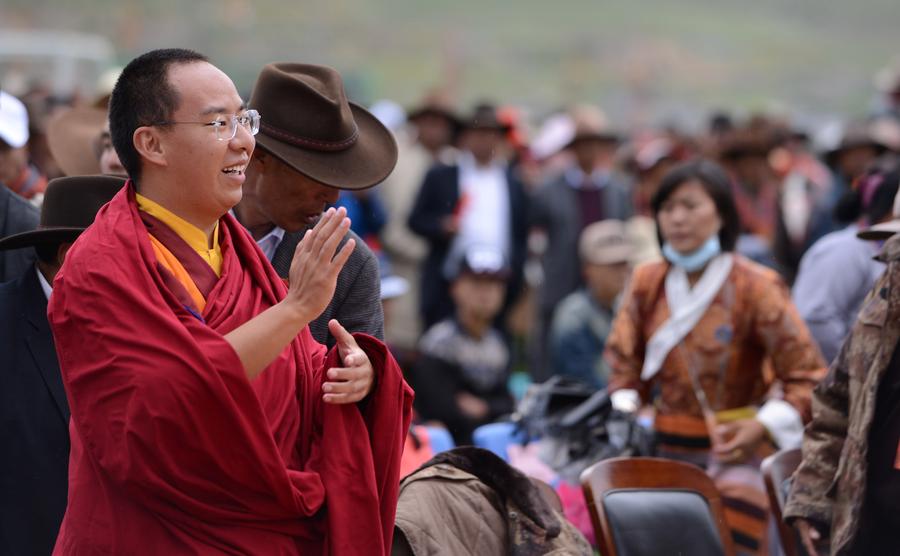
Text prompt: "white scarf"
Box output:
[[640, 253, 734, 381]]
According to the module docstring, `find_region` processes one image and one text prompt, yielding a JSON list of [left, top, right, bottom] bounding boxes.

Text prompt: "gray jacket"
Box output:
[[270, 228, 383, 348], [530, 171, 632, 315], [0, 186, 38, 282], [792, 225, 884, 364]]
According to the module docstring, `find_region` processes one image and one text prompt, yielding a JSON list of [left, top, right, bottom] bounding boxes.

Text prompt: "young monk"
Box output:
[[48, 48, 412, 555]]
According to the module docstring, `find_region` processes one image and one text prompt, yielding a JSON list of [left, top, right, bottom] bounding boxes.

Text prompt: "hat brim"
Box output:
[[583, 245, 633, 265], [564, 132, 621, 150], [408, 107, 461, 126], [47, 107, 105, 177], [463, 122, 511, 133], [857, 220, 900, 241], [0, 227, 84, 251], [255, 102, 398, 191]]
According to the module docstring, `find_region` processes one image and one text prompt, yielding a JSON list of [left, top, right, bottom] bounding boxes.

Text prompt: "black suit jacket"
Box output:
[[0, 185, 39, 282], [0, 268, 70, 554], [408, 162, 529, 328]]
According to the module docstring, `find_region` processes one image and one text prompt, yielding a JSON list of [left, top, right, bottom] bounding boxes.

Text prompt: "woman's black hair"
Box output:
[[650, 159, 741, 251], [833, 166, 900, 226]]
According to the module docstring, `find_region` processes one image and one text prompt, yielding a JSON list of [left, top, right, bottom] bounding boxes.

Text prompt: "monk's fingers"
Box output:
[[323, 390, 367, 404], [328, 238, 355, 275], [306, 207, 339, 250], [326, 362, 369, 383], [316, 215, 350, 261], [327, 319, 359, 354], [322, 374, 370, 404]]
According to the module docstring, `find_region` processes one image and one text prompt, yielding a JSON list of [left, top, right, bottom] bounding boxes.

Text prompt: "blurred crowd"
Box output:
[[5, 54, 900, 555]]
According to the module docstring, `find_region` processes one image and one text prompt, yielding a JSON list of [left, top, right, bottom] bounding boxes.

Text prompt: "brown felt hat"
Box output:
[[563, 104, 620, 150], [249, 63, 398, 190], [46, 106, 107, 176], [0, 175, 125, 251], [407, 89, 461, 127]]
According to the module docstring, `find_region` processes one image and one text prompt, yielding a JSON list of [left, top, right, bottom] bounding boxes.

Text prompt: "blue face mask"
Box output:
[[662, 235, 722, 272]]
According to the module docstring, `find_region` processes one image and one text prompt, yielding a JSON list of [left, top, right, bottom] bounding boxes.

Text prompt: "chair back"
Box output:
[[762, 448, 803, 556], [581, 457, 736, 556]]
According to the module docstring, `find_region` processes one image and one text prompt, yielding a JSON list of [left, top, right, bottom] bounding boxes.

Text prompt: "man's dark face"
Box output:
[[245, 152, 340, 233], [572, 138, 617, 173], [463, 128, 505, 164], [414, 113, 454, 153]]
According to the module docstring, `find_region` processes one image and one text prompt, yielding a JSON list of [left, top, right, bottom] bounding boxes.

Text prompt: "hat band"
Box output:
[[259, 122, 359, 152]]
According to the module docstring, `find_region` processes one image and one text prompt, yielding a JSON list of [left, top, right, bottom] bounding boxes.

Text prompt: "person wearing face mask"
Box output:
[[604, 160, 826, 556]]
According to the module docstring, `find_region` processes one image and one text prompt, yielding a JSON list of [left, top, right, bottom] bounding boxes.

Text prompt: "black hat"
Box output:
[[462, 103, 511, 132], [0, 175, 125, 251]]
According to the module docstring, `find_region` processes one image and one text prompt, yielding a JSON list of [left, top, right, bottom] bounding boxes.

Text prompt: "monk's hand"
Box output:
[[285, 207, 355, 324], [322, 319, 374, 404], [712, 418, 767, 464]]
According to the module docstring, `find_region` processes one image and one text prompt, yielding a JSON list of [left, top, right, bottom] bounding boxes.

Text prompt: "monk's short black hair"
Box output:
[[108, 48, 208, 184], [650, 159, 741, 251]]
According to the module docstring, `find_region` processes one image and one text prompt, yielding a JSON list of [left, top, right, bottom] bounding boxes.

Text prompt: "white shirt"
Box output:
[[564, 166, 611, 190], [451, 152, 511, 262], [228, 208, 285, 262], [36, 266, 52, 300], [256, 226, 286, 261]]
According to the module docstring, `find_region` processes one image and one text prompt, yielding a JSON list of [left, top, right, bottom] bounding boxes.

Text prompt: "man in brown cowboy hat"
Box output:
[[47, 49, 411, 554], [234, 62, 397, 347], [0, 174, 124, 556], [529, 104, 632, 380], [409, 102, 529, 330]]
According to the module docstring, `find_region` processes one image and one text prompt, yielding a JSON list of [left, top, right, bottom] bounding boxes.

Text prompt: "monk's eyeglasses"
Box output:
[[152, 109, 260, 141]]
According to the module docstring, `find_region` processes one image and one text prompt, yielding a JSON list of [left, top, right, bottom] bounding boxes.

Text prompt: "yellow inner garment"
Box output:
[[136, 193, 224, 312]]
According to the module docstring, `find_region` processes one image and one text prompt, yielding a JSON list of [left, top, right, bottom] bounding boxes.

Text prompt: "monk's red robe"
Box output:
[[49, 184, 413, 555]]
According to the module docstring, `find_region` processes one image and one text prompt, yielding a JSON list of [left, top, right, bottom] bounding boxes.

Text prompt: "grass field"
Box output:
[[3, 0, 898, 127]]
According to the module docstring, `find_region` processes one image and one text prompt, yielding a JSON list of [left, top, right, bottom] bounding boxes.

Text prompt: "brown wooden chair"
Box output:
[[762, 448, 803, 556], [581, 457, 736, 556]]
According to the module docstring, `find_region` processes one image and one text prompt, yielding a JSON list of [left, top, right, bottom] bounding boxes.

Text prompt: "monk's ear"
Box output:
[[132, 126, 168, 169]]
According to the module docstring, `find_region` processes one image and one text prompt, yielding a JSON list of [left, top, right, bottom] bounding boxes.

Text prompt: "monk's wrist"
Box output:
[[276, 300, 313, 332]]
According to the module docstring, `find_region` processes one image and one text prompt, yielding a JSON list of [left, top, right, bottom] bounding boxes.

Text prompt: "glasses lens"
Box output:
[[244, 110, 260, 136]]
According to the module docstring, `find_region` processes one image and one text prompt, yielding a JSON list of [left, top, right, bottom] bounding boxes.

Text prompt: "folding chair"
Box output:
[[580, 456, 736, 556], [762, 448, 803, 556]]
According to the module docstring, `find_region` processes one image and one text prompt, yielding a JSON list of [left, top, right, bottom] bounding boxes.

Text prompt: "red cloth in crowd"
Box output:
[[49, 184, 413, 555]]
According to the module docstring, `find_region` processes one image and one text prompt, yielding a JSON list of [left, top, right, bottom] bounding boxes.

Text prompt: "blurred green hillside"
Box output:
[[2, 0, 898, 127]]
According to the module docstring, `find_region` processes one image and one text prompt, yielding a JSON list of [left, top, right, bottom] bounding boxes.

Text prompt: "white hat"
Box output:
[[0, 91, 29, 149]]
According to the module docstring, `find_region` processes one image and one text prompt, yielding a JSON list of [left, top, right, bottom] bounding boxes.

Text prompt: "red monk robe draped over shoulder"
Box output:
[[48, 183, 414, 555]]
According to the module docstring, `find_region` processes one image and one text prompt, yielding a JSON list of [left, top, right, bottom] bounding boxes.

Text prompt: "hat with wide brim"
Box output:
[[559, 105, 620, 151], [250, 63, 398, 191], [47, 106, 106, 176], [858, 220, 900, 240], [461, 103, 511, 132], [0, 174, 125, 251]]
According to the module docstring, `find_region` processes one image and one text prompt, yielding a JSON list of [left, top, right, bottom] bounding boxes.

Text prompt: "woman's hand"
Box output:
[[793, 518, 828, 556], [712, 418, 767, 464]]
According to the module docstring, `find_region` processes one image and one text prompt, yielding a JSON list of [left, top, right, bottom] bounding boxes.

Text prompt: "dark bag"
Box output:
[[512, 376, 653, 482]]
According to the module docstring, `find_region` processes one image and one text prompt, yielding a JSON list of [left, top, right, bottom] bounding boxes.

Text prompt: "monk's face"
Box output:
[[243, 152, 341, 233], [159, 61, 254, 220]]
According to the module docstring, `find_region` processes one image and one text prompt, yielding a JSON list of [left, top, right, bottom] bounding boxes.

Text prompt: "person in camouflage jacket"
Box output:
[[784, 232, 900, 555]]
